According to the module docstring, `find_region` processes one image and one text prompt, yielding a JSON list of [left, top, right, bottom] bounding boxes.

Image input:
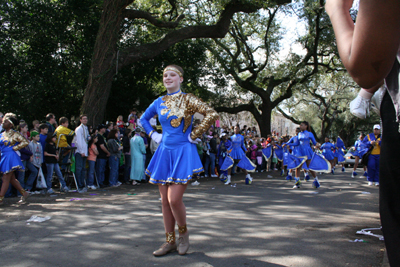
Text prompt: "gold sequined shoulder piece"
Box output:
[[160, 91, 188, 130]]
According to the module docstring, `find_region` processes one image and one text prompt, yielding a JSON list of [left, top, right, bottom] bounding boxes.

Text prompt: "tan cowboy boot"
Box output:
[[153, 232, 177, 256], [177, 224, 190, 255]]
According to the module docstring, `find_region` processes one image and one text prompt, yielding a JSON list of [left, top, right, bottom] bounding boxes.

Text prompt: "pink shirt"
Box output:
[[88, 144, 98, 161]]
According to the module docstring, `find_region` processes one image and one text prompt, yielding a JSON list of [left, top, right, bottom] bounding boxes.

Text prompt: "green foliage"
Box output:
[[106, 39, 226, 120], [0, 0, 102, 122]]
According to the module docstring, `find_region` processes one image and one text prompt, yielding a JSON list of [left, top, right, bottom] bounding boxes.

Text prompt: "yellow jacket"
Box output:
[[55, 125, 75, 148]]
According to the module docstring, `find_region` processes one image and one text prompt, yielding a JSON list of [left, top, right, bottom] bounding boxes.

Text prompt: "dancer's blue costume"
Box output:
[[351, 139, 368, 158], [140, 90, 218, 185], [221, 134, 256, 172], [230, 134, 246, 159], [291, 130, 317, 159], [291, 130, 330, 172], [0, 130, 29, 174], [218, 139, 232, 176], [363, 133, 381, 183], [320, 142, 335, 161]]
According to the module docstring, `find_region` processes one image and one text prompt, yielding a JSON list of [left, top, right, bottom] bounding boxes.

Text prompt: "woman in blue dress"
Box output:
[[350, 133, 368, 178], [284, 121, 322, 189], [140, 65, 218, 256], [0, 113, 30, 205], [222, 125, 255, 185], [320, 137, 335, 173]]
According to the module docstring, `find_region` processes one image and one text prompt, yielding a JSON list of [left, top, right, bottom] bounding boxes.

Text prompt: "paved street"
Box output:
[[0, 168, 384, 267]]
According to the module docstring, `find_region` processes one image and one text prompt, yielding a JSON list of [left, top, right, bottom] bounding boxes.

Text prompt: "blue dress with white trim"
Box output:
[[0, 130, 29, 174], [140, 90, 218, 185], [229, 134, 246, 160], [351, 140, 368, 158], [320, 142, 335, 161], [291, 130, 317, 160]]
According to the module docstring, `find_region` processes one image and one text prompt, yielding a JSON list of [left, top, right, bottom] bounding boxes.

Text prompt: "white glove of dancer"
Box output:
[[15, 150, 21, 157], [151, 132, 162, 144], [188, 134, 201, 144]]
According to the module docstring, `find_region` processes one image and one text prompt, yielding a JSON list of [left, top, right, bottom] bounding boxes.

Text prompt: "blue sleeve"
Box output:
[[287, 136, 295, 144], [226, 140, 232, 150], [140, 99, 159, 135], [241, 136, 247, 151], [309, 132, 317, 145], [362, 135, 371, 148], [290, 136, 299, 146], [320, 143, 326, 149]]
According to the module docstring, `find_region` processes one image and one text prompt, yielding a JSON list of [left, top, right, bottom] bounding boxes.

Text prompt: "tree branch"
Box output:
[[119, 1, 293, 68], [123, 9, 185, 28]]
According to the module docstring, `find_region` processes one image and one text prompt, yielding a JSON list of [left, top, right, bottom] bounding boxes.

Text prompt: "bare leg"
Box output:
[[0, 172, 13, 197], [167, 184, 188, 227], [159, 185, 176, 233], [353, 156, 360, 171]]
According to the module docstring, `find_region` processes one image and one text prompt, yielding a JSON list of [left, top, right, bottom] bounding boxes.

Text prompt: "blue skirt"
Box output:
[[230, 147, 245, 160], [298, 145, 314, 159], [145, 142, 203, 185], [237, 156, 256, 172], [308, 153, 331, 173], [220, 156, 234, 171], [0, 150, 25, 174], [322, 151, 334, 161], [262, 146, 272, 160], [351, 149, 367, 158], [284, 153, 307, 169]]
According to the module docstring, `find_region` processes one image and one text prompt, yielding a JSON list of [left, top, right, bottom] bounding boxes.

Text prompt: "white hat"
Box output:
[[220, 133, 227, 138], [373, 124, 381, 130]]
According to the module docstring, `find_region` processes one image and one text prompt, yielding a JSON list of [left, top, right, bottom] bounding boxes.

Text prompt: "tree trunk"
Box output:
[[257, 107, 272, 138], [80, 0, 131, 126]]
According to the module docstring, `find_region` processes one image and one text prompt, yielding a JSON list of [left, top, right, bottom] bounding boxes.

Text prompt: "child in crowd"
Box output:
[[116, 115, 124, 129], [107, 129, 123, 187], [26, 131, 42, 192], [87, 134, 99, 190], [256, 143, 263, 172], [44, 133, 69, 194], [31, 120, 40, 133], [39, 123, 49, 159], [16, 123, 33, 191]]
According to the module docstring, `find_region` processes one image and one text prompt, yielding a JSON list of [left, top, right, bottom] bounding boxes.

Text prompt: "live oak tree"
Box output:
[[80, 0, 291, 126], [277, 72, 379, 145], [207, 0, 341, 137]]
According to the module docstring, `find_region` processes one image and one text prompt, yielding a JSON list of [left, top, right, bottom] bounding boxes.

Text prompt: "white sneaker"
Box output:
[[211, 174, 218, 178], [204, 175, 209, 178], [88, 185, 97, 190], [375, 182, 379, 186], [368, 182, 373, 186], [350, 95, 371, 119], [116, 181, 122, 186], [191, 181, 200, 186]]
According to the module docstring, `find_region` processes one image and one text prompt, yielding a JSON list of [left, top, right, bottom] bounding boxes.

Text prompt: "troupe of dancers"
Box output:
[[0, 64, 382, 258]]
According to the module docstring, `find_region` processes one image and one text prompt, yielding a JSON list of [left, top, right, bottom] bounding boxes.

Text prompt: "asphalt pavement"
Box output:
[[0, 167, 385, 267]]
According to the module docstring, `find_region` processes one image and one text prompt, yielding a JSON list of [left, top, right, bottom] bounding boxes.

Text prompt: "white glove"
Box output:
[[15, 150, 21, 157], [151, 132, 162, 144], [188, 134, 201, 144]]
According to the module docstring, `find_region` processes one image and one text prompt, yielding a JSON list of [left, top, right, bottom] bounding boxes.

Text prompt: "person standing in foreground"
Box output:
[[0, 113, 30, 205], [325, 0, 400, 264], [140, 65, 218, 256], [74, 115, 89, 193]]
